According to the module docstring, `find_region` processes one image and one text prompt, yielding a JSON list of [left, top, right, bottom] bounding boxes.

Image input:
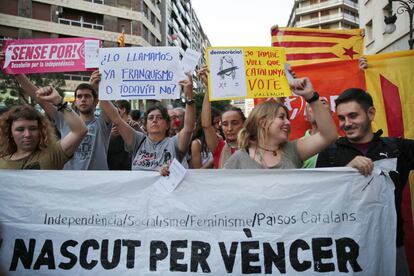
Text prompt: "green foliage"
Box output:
[[0, 72, 66, 107]]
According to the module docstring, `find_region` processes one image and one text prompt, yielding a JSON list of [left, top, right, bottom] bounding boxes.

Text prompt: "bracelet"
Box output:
[[305, 92, 320, 103], [56, 101, 69, 112]]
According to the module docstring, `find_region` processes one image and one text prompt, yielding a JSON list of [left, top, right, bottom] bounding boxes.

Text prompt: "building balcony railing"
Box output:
[[295, 12, 359, 27], [84, 0, 104, 4], [175, 0, 187, 16], [296, 0, 358, 15], [58, 18, 104, 30], [64, 74, 90, 82]]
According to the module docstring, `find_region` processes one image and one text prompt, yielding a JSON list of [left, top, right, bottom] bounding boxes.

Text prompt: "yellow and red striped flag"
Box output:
[[118, 31, 125, 47], [271, 26, 364, 66], [364, 50, 414, 139]]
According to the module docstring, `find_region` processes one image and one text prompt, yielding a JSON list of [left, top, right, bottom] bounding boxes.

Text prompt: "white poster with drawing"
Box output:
[[207, 48, 247, 100]]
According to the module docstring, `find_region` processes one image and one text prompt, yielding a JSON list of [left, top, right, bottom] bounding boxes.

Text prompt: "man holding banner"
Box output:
[[316, 88, 414, 275]]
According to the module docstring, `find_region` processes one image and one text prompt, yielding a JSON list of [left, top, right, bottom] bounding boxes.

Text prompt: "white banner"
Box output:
[[0, 166, 396, 275], [98, 47, 181, 100]]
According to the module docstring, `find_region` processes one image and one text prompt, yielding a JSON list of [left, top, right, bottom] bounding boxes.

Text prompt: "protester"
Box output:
[[167, 108, 181, 137], [302, 97, 333, 168], [107, 100, 142, 170], [198, 66, 246, 168], [189, 107, 222, 169], [0, 87, 87, 169], [99, 73, 196, 171], [316, 88, 414, 275], [174, 107, 185, 129], [224, 77, 337, 169], [8, 69, 112, 170]]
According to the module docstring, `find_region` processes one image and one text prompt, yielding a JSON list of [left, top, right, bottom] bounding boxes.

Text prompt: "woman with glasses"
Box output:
[[98, 73, 196, 171]]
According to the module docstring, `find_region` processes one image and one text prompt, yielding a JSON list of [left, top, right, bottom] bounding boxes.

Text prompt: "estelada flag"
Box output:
[[271, 26, 364, 66], [118, 31, 125, 47], [255, 59, 365, 140], [364, 50, 414, 139]]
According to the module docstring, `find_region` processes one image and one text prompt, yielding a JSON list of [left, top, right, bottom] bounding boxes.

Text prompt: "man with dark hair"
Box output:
[[130, 109, 141, 122], [316, 88, 414, 275], [13, 71, 112, 170]]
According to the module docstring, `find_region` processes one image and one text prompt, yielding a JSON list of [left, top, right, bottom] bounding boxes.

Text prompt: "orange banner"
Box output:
[[283, 59, 365, 140], [271, 27, 364, 66]]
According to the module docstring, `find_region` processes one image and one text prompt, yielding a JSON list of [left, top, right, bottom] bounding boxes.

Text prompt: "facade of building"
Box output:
[[160, 0, 210, 93], [0, 0, 210, 109], [288, 0, 359, 29], [359, 0, 412, 54], [0, 0, 162, 92]]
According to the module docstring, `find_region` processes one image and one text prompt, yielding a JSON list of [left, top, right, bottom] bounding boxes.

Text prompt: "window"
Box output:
[[365, 20, 373, 43], [151, 12, 156, 26], [143, 3, 148, 18], [142, 25, 149, 41]]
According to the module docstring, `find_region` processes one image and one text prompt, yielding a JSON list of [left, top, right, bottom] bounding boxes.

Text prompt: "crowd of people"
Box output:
[[0, 54, 413, 274]]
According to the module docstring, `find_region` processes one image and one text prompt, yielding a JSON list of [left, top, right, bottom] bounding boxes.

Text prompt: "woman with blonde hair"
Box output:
[[224, 77, 337, 169]]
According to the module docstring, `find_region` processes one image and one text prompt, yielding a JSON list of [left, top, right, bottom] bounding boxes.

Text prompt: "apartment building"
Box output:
[[0, 0, 210, 109], [161, 0, 210, 66], [0, 0, 162, 92], [288, 0, 359, 29], [359, 0, 412, 53]]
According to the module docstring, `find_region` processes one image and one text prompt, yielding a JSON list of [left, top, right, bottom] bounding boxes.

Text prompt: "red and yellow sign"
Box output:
[[271, 27, 364, 66]]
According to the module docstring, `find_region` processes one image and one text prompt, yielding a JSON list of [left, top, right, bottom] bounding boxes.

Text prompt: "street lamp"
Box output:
[[383, 0, 414, 49]]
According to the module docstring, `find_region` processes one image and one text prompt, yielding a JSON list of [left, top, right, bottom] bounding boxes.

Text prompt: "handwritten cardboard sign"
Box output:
[[207, 47, 291, 101], [1, 38, 100, 74], [98, 47, 182, 100]]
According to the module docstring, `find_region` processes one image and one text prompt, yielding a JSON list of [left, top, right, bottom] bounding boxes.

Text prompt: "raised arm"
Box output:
[[36, 87, 87, 157], [198, 66, 219, 153], [178, 74, 196, 154], [293, 77, 338, 161], [92, 71, 136, 147]]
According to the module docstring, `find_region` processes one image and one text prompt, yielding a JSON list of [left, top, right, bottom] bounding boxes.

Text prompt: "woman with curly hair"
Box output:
[[0, 87, 87, 170]]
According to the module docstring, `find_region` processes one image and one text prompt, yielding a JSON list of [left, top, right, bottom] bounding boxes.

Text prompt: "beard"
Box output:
[[77, 106, 94, 116], [344, 119, 371, 142]]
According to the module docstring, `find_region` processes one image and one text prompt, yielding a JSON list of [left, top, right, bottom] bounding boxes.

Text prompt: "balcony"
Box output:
[[296, 12, 358, 27], [296, 0, 358, 15], [84, 0, 104, 4], [175, 0, 186, 16], [58, 18, 103, 30]]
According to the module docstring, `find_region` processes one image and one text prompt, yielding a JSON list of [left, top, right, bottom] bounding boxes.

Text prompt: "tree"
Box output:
[[0, 72, 66, 107]]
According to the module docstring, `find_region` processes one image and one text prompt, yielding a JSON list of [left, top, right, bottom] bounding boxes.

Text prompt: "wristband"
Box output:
[[305, 92, 320, 103], [185, 98, 195, 105], [56, 101, 70, 112]]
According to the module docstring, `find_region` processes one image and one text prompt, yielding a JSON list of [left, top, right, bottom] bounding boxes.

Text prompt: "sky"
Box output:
[[190, 0, 295, 46]]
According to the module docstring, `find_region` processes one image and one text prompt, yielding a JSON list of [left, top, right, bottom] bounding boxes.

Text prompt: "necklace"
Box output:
[[256, 145, 278, 156]]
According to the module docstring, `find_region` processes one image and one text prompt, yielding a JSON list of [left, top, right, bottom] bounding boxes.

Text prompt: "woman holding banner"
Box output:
[[0, 87, 87, 169], [98, 72, 196, 172], [198, 66, 246, 169], [224, 77, 337, 169]]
